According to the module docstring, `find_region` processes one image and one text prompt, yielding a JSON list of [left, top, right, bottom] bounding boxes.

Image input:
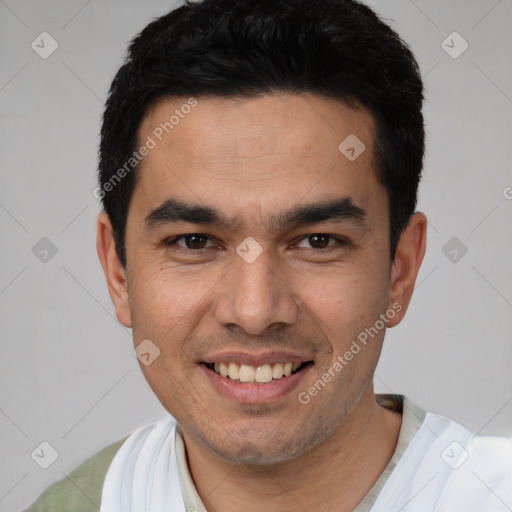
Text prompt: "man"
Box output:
[[24, 0, 511, 510]]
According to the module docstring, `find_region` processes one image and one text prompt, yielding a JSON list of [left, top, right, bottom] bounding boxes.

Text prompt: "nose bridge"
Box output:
[[214, 244, 298, 335]]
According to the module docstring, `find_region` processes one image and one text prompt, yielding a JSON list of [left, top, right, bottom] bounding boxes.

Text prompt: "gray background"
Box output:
[[0, 0, 511, 509]]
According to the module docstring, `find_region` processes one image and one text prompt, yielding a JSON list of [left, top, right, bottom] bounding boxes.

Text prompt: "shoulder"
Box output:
[[23, 436, 128, 512], [438, 434, 512, 510], [376, 399, 511, 511], [417, 409, 512, 510]]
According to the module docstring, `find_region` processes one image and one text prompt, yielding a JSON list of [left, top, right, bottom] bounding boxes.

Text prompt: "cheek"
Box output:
[[128, 270, 211, 409], [129, 266, 215, 337], [292, 261, 388, 331], [127, 266, 226, 397]]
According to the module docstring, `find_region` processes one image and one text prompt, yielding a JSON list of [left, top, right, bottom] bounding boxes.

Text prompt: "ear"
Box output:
[[387, 212, 427, 327], [96, 212, 132, 328]]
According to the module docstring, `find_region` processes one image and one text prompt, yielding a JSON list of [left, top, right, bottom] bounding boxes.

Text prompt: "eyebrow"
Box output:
[[143, 197, 367, 232]]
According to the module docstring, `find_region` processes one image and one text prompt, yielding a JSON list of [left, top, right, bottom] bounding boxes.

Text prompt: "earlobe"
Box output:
[[387, 212, 427, 328], [96, 212, 132, 328]]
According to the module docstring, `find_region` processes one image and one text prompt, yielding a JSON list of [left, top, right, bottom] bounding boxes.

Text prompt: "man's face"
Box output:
[[120, 94, 398, 463]]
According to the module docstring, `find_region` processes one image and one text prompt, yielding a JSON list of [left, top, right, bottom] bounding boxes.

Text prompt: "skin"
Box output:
[[97, 93, 427, 511]]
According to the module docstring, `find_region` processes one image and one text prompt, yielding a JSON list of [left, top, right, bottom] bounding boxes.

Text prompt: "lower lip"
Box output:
[[200, 364, 312, 404]]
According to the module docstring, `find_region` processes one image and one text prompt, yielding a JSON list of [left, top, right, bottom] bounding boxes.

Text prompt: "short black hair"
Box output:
[[98, 0, 424, 267]]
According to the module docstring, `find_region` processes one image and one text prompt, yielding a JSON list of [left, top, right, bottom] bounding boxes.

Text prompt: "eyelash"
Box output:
[[163, 233, 348, 251]]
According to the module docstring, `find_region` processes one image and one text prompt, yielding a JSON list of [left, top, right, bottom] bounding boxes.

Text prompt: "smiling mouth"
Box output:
[[203, 361, 314, 384]]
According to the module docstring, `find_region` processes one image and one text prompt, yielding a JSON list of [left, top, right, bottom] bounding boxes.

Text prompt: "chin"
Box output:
[[197, 422, 325, 466], [210, 442, 297, 465]]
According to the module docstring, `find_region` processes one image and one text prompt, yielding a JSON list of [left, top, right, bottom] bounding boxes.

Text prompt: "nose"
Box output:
[[214, 245, 299, 336]]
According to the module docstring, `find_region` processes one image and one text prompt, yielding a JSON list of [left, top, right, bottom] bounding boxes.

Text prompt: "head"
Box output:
[[97, 0, 427, 464]]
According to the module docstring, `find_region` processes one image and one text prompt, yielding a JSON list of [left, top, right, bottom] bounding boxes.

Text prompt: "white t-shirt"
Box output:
[[100, 394, 512, 511]]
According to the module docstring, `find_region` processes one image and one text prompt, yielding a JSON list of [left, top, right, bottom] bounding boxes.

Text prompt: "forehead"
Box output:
[[132, 93, 385, 229], [140, 93, 375, 161]]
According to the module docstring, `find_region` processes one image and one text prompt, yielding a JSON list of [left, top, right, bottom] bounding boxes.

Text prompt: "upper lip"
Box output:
[[202, 350, 313, 366]]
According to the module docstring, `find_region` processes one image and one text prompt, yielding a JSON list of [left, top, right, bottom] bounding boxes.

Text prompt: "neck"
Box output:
[[182, 388, 402, 512]]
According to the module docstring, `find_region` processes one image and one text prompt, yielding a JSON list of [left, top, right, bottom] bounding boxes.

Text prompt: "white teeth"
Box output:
[[255, 364, 273, 383], [272, 363, 284, 379], [239, 364, 255, 383], [210, 361, 304, 383], [219, 362, 228, 377], [228, 362, 240, 380]]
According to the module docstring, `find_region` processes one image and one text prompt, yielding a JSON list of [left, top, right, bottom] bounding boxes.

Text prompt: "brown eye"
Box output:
[[294, 234, 339, 249], [165, 234, 214, 250], [293, 234, 348, 251], [183, 234, 208, 249], [307, 234, 331, 249]]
